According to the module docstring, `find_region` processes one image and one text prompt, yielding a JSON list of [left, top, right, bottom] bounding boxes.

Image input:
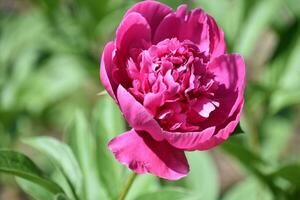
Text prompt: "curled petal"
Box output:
[[193, 101, 244, 150], [163, 127, 215, 151], [153, 13, 182, 44], [108, 129, 189, 180], [208, 16, 226, 58], [116, 12, 151, 53], [178, 8, 208, 46], [125, 0, 172, 36], [144, 92, 164, 116], [208, 54, 245, 118], [117, 85, 164, 141], [100, 42, 117, 101]]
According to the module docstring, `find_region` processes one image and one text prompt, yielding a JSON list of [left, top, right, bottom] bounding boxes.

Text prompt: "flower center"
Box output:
[[126, 38, 219, 132]]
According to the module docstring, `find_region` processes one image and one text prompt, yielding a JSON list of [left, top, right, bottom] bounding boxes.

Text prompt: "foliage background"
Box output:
[[0, 0, 300, 199]]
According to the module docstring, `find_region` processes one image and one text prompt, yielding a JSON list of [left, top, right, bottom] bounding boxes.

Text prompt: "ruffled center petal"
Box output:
[[125, 38, 222, 132]]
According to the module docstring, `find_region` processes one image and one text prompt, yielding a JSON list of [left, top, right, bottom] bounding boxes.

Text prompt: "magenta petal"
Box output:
[[144, 92, 164, 116], [117, 85, 164, 141], [100, 41, 117, 101], [116, 12, 151, 53], [108, 129, 189, 180], [208, 16, 226, 58], [178, 8, 208, 45], [125, 0, 172, 36], [194, 101, 243, 150], [192, 97, 217, 118], [208, 54, 245, 118], [153, 13, 182, 44], [163, 127, 215, 151]]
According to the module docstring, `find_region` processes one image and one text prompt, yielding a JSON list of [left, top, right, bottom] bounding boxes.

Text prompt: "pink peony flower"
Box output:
[[100, 0, 246, 180]]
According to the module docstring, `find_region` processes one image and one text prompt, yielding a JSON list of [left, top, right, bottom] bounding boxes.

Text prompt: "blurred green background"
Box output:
[[0, 0, 300, 199]]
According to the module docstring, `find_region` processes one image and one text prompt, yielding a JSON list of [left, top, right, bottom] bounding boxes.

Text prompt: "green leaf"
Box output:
[[270, 32, 300, 112], [0, 150, 63, 194], [19, 55, 87, 114], [65, 111, 108, 200], [125, 174, 159, 200], [261, 117, 292, 161], [184, 152, 219, 200], [222, 138, 265, 169], [286, 0, 300, 18], [221, 138, 269, 184], [54, 193, 70, 200], [134, 187, 192, 200], [91, 95, 125, 199], [222, 178, 273, 200], [271, 164, 300, 186], [23, 137, 82, 199], [93, 95, 125, 138], [234, 0, 284, 59], [16, 177, 55, 200]]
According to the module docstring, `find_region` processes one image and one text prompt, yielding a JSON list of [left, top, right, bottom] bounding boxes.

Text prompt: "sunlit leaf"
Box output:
[[16, 177, 55, 200], [91, 95, 125, 199], [234, 0, 284, 59], [54, 193, 70, 200], [184, 152, 219, 200], [271, 164, 300, 186], [221, 138, 270, 184], [270, 32, 300, 112], [0, 150, 63, 194], [222, 178, 273, 200], [261, 117, 293, 161], [23, 137, 82, 199], [18, 55, 87, 113], [125, 174, 159, 200], [134, 187, 192, 200], [65, 111, 108, 200]]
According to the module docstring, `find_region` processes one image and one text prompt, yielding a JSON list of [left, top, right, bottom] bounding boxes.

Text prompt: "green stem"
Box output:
[[117, 172, 137, 200]]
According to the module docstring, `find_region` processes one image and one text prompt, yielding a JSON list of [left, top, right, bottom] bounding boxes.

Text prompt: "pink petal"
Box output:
[[175, 4, 188, 18], [117, 85, 164, 141], [100, 41, 117, 101], [108, 129, 189, 180], [178, 8, 209, 46], [116, 12, 151, 54], [208, 54, 245, 119], [125, 0, 172, 36], [208, 16, 226, 58], [163, 127, 215, 151], [153, 13, 182, 44], [152, 5, 188, 43], [144, 92, 164, 116], [193, 100, 243, 150], [193, 97, 217, 118]]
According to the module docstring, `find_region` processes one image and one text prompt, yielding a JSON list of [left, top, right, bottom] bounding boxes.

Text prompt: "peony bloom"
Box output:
[[100, 0, 245, 180]]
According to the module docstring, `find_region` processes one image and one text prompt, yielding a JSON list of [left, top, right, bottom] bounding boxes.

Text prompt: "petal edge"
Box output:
[[108, 129, 189, 180]]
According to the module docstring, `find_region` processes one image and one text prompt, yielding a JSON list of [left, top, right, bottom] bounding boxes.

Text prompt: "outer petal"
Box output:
[[178, 8, 209, 46], [108, 129, 189, 180], [164, 100, 243, 151], [194, 100, 244, 150], [163, 127, 215, 151], [116, 12, 151, 54], [208, 16, 226, 58], [117, 85, 164, 141], [153, 5, 226, 56], [100, 41, 117, 101], [153, 5, 187, 43], [153, 13, 181, 44], [125, 0, 172, 36], [203, 54, 245, 127]]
